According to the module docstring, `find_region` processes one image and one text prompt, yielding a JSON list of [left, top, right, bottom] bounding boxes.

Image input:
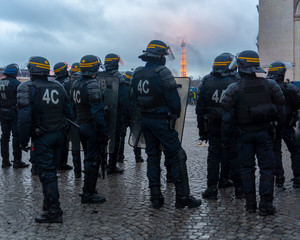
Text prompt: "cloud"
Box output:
[[0, 0, 259, 77]]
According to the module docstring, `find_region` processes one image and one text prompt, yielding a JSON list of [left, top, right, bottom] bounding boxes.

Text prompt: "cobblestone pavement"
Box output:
[[1, 105, 300, 240]]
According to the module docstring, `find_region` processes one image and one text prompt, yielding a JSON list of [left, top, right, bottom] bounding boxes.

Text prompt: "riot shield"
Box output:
[[96, 74, 119, 153], [128, 77, 191, 149]]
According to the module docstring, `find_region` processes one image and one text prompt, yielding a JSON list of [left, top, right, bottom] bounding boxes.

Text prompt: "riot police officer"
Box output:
[[53, 62, 73, 171], [221, 50, 285, 216], [71, 55, 107, 203], [267, 61, 300, 188], [0, 64, 29, 168], [98, 53, 129, 174], [17, 56, 74, 223], [118, 71, 144, 163], [131, 40, 202, 209], [67, 62, 84, 178], [196, 53, 242, 200]]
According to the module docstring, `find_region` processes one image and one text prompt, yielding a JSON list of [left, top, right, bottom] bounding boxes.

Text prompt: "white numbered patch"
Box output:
[[212, 89, 226, 103], [137, 80, 149, 94], [42, 89, 59, 104], [73, 90, 81, 103], [0, 84, 6, 100]]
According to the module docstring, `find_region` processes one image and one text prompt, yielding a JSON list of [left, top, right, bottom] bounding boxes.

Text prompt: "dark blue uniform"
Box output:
[[71, 75, 107, 200], [196, 71, 241, 199], [64, 72, 84, 178], [99, 70, 129, 174], [271, 80, 300, 187], [131, 59, 201, 209], [0, 76, 23, 167], [222, 75, 285, 214], [17, 75, 73, 221]]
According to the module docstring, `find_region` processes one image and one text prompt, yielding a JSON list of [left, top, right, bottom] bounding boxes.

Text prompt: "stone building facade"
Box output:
[[258, 0, 300, 81]]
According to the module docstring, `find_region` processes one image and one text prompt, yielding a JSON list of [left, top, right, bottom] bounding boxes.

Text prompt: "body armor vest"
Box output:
[[71, 79, 94, 124], [277, 81, 295, 116], [31, 80, 65, 132], [236, 77, 276, 125], [0, 78, 17, 109], [133, 67, 165, 112], [205, 75, 236, 122]]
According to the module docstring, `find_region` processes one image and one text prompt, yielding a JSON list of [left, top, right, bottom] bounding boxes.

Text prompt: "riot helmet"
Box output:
[[267, 61, 293, 82], [139, 40, 169, 62], [80, 55, 101, 76], [104, 53, 120, 71], [212, 53, 234, 73], [236, 50, 265, 74], [54, 62, 68, 78], [3, 63, 19, 77], [267, 61, 287, 77], [123, 71, 133, 84], [70, 62, 80, 74], [27, 56, 50, 76]]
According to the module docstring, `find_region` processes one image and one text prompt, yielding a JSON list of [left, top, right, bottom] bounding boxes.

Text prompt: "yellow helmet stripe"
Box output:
[[71, 67, 80, 72], [54, 65, 66, 73], [214, 61, 231, 64], [246, 60, 260, 63], [124, 73, 132, 79], [147, 44, 166, 49], [269, 66, 285, 71], [105, 57, 119, 62], [213, 63, 228, 66], [80, 60, 99, 68], [29, 61, 50, 69], [238, 57, 259, 60]]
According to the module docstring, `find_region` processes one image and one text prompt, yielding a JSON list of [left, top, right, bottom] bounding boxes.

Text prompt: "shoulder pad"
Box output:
[[17, 81, 33, 107], [86, 80, 101, 102], [132, 66, 144, 77], [156, 66, 177, 89], [112, 71, 125, 83], [155, 65, 166, 73], [201, 74, 212, 84]]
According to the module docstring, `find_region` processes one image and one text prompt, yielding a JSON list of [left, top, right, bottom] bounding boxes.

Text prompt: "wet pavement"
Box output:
[[1, 105, 300, 239]]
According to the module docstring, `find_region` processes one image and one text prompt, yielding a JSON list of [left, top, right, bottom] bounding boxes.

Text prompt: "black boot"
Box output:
[[166, 172, 173, 183], [175, 184, 201, 208], [2, 159, 11, 168], [275, 176, 285, 188], [35, 211, 63, 223], [31, 163, 38, 176], [72, 153, 82, 178], [81, 193, 106, 204], [13, 160, 29, 168], [234, 187, 244, 199], [150, 187, 164, 209], [218, 178, 234, 188], [245, 202, 257, 213], [293, 177, 300, 188], [117, 154, 125, 163], [259, 201, 276, 216], [202, 186, 218, 200], [245, 193, 257, 213], [107, 157, 124, 175], [134, 148, 144, 163], [58, 164, 73, 171]]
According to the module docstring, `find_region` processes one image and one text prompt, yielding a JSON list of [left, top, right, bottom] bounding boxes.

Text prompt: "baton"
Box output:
[[67, 118, 79, 128]]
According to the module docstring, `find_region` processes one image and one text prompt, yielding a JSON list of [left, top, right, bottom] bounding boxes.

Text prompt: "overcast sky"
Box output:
[[0, 0, 259, 78]]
